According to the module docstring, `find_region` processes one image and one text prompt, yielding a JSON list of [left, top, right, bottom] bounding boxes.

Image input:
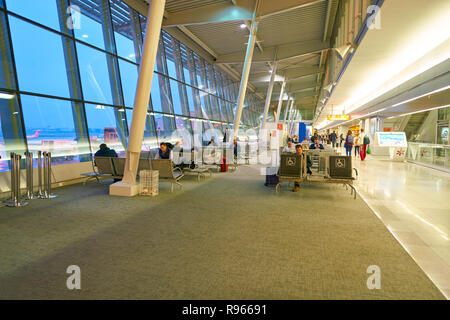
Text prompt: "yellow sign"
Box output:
[[327, 115, 350, 121]]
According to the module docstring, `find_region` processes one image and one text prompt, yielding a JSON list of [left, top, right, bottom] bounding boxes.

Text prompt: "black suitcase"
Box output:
[[265, 167, 279, 186]]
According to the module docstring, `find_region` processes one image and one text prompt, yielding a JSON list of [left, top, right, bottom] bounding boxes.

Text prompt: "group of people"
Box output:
[[340, 128, 370, 160]]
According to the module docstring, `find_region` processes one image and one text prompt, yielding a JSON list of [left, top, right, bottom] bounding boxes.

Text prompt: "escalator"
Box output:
[[404, 111, 430, 141]]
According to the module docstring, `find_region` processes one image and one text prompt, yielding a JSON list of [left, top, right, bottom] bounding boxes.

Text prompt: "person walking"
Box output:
[[344, 130, 354, 157], [359, 128, 370, 161], [339, 133, 345, 148], [354, 133, 360, 158], [329, 131, 337, 148]]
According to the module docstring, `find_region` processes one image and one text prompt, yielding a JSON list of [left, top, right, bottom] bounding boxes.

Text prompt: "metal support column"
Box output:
[[233, 1, 260, 138], [259, 61, 277, 134], [283, 96, 293, 123], [274, 80, 286, 125], [111, 0, 166, 196]]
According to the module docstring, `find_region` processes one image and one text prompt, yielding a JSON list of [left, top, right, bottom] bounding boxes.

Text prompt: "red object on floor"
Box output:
[[220, 157, 228, 172]]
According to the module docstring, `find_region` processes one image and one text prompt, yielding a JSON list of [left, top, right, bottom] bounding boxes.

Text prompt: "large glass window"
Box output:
[[0, 91, 26, 171], [21, 94, 90, 163], [85, 103, 126, 156], [0, 12, 16, 90], [0, 0, 263, 172], [110, 0, 141, 63], [76, 42, 113, 104], [154, 113, 175, 142], [5, 0, 60, 31], [9, 16, 71, 98], [185, 86, 197, 117], [169, 79, 183, 115], [70, 0, 110, 51], [118, 59, 138, 107], [150, 73, 162, 112]]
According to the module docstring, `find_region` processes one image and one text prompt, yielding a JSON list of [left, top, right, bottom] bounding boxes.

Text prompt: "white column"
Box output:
[[259, 62, 277, 133], [233, 20, 259, 138], [274, 80, 286, 125], [283, 97, 293, 123], [110, 0, 166, 196], [289, 110, 298, 135]]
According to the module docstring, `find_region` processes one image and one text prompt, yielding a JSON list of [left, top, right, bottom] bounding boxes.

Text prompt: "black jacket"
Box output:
[[94, 147, 118, 158]]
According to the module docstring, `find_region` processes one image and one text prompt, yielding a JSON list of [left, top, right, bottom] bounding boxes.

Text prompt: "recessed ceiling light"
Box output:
[[82, 34, 89, 38], [240, 24, 246, 29]]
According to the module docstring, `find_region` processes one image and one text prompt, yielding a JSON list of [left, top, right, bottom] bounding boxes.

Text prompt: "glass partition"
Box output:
[[406, 142, 450, 171]]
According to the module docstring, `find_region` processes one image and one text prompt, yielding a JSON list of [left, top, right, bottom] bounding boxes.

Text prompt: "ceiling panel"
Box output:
[[258, 1, 327, 47]]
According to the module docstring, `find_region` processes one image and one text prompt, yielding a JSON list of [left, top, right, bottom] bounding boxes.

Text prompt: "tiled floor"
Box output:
[[351, 151, 450, 299]]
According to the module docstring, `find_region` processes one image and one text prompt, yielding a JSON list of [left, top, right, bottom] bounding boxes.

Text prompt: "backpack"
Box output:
[[363, 135, 370, 145], [346, 135, 354, 145]]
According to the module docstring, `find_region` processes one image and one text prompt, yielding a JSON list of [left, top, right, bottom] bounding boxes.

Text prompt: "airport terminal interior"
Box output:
[[0, 0, 449, 300]]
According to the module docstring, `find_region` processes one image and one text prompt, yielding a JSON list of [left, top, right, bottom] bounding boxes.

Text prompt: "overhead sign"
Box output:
[[327, 115, 350, 121], [277, 123, 283, 130]]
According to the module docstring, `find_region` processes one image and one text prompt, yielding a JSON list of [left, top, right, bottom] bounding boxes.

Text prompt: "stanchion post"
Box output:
[[24, 151, 35, 200], [5, 153, 27, 207], [37, 151, 43, 198], [47, 152, 56, 198], [41, 152, 56, 199], [10, 152, 16, 205]]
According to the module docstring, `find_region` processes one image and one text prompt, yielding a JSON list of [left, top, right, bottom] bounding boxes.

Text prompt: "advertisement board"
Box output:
[[375, 132, 407, 147]]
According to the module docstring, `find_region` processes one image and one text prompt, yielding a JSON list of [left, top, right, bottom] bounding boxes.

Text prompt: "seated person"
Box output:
[[94, 143, 118, 158], [207, 138, 215, 146], [154, 142, 173, 160], [282, 140, 296, 153], [94, 143, 119, 182], [309, 138, 324, 150], [293, 144, 312, 192], [172, 141, 182, 152]]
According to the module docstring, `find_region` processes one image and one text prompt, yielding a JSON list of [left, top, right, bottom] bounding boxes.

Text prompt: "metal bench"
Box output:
[[81, 157, 119, 185], [150, 159, 184, 192], [275, 153, 306, 193]]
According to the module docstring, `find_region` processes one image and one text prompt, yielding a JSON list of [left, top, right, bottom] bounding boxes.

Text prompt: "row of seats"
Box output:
[[92, 157, 184, 192]]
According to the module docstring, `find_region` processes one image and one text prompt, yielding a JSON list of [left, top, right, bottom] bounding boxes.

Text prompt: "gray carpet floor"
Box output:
[[0, 165, 445, 299]]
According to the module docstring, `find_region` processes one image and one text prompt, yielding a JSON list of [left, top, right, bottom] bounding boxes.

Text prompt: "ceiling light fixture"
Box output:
[[0, 93, 15, 100]]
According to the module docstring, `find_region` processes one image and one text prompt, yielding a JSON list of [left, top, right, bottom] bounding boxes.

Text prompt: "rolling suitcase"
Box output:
[[265, 167, 279, 186]]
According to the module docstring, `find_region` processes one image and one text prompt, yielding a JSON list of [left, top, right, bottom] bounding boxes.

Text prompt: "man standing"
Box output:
[[329, 131, 337, 147], [223, 127, 229, 143], [359, 128, 370, 161]]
